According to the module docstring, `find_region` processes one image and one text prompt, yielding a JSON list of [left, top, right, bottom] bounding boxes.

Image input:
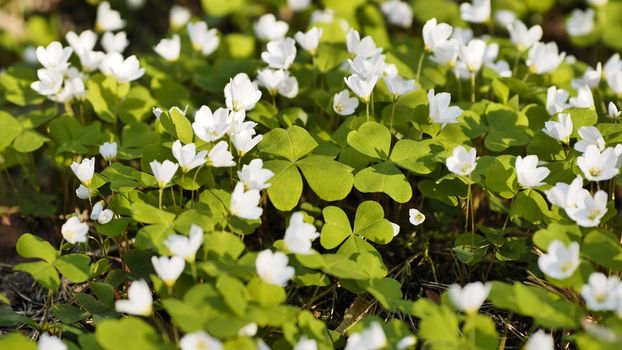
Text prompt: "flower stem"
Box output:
[[390, 101, 397, 130], [470, 72, 476, 103], [366, 100, 370, 122], [179, 173, 185, 207], [416, 51, 426, 82], [158, 187, 164, 209]]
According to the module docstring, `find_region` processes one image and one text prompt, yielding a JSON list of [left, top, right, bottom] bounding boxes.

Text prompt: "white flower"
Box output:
[[180, 331, 223, 350], [581, 272, 620, 311], [608, 102, 621, 119], [449, 281, 491, 314], [187, 21, 220, 56], [538, 240, 580, 279], [61, 216, 89, 244], [254, 14, 289, 42], [348, 53, 386, 80], [255, 249, 295, 286], [192, 106, 231, 142], [311, 9, 334, 24], [102, 53, 145, 83], [284, 212, 319, 255], [546, 86, 571, 115], [261, 38, 297, 70], [231, 129, 263, 157], [494, 10, 516, 27], [525, 330, 554, 350], [569, 84, 595, 109], [257, 68, 288, 95], [38, 334, 67, 350], [91, 201, 105, 220], [391, 222, 400, 236], [542, 113, 573, 143], [75, 185, 96, 199], [344, 321, 387, 350], [231, 182, 263, 220], [278, 75, 299, 98], [238, 323, 258, 337], [294, 27, 323, 55], [207, 141, 235, 168], [101, 31, 129, 53], [172, 140, 207, 173], [587, 0, 608, 6], [566, 9, 595, 37], [150, 160, 178, 187], [96, 1, 125, 32], [527, 42, 565, 75], [427, 89, 463, 126], [333, 89, 359, 116], [36, 41, 72, 72], [508, 20, 542, 52], [70, 157, 95, 186], [607, 70, 622, 95], [572, 63, 601, 89], [293, 336, 317, 350], [604, 53, 622, 78], [31, 68, 63, 96], [344, 74, 378, 103], [164, 225, 204, 263], [422, 18, 453, 52], [384, 75, 416, 101], [97, 209, 114, 224], [575, 126, 605, 152], [115, 279, 153, 316], [346, 29, 382, 59], [237, 159, 273, 190], [460, 0, 491, 23], [169, 5, 192, 30], [225, 73, 262, 112], [154, 34, 181, 62], [409, 208, 425, 226], [566, 190, 608, 227], [446, 145, 477, 176], [545, 176, 587, 209], [151, 256, 185, 287], [577, 145, 619, 181], [458, 39, 487, 73], [75, 49, 105, 72], [127, 0, 146, 9], [66, 30, 97, 54], [99, 141, 117, 161], [380, 0, 413, 28], [288, 0, 311, 11], [487, 60, 512, 77], [396, 336, 417, 350], [515, 155, 549, 188]]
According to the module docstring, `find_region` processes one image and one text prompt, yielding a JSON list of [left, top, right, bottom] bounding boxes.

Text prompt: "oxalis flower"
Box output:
[[344, 74, 378, 103], [527, 42, 565, 75], [187, 21, 220, 56], [333, 89, 359, 116], [164, 224, 204, 263], [261, 37, 297, 70], [344, 322, 387, 350], [254, 14, 289, 42], [422, 18, 452, 52], [151, 255, 185, 288], [207, 141, 235, 168], [346, 29, 382, 59], [237, 159, 274, 190], [115, 279, 153, 316], [180, 331, 223, 350], [70, 157, 95, 187], [525, 330, 555, 350], [294, 27, 323, 55], [427, 89, 463, 127], [565, 189, 608, 227], [515, 155, 549, 188], [61, 216, 89, 244], [448, 281, 491, 314], [96, 1, 125, 32], [542, 113, 573, 143], [446, 145, 477, 176], [36, 41, 72, 72], [458, 39, 487, 73], [172, 140, 207, 173], [383, 75, 416, 101], [283, 212, 320, 255], [38, 333, 67, 350], [225, 73, 262, 112], [150, 160, 178, 187], [460, 0, 491, 24], [409, 209, 425, 226], [544, 176, 587, 210], [538, 240, 580, 279], [154, 34, 181, 62], [581, 272, 620, 311], [99, 141, 117, 161], [255, 249, 295, 286], [230, 182, 263, 220], [574, 126, 605, 153], [101, 31, 129, 53], [507, 20, 542, 53], [577, 145, 619, 181]]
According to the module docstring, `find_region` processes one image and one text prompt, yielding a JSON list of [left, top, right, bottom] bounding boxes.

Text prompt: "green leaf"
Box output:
[[0, 65, 44, 107], [264, 160, 303, 211], [0, 309, 37, 328], [510, 189, 549, 225], [297, 155, 353, 201], [567, 108, 597, 137], [0, 334, 36, 350], [260, 126, 318, 162], [95, 318, 162, 350], [201, 0, 247, 17], [365, 278, 403, 310], [354, 162, 412, 203], [583, 230, 622, 271], [131, 202, 176, 225], [247, 277, 286, 307], [216, 275, 249, 317], [118, 85, 157, 123], [0, 111, 22, 151], [12, 130, 48, 153], [14, 261, 60, 290], [316, 43, 348, 72], [410, 299, 460, 348], [169, 107, 193, 144], [320, 206, 353, 249], [16, 233, 58, 263], [389, 139, 437, 174], [353, 201, 394, 244], [347, 121, 391, 160], [54, 254, 91, 283]]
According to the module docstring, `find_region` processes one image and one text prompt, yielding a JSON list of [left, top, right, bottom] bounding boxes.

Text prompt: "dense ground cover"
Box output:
[[2, 0, 622, 349]]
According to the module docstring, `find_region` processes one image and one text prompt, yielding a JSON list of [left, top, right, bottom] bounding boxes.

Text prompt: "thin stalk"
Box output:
[[512, 53, 521, 76], [416, 52, 426, 82], [179, 173, 185, 206], [158, 187, 164, 209], [390, 101, 397, 130], [190, 261, 197, 281], [470, 72, 476, 103], [366, 100, 370, 122], [470, 183, 475, 250]]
